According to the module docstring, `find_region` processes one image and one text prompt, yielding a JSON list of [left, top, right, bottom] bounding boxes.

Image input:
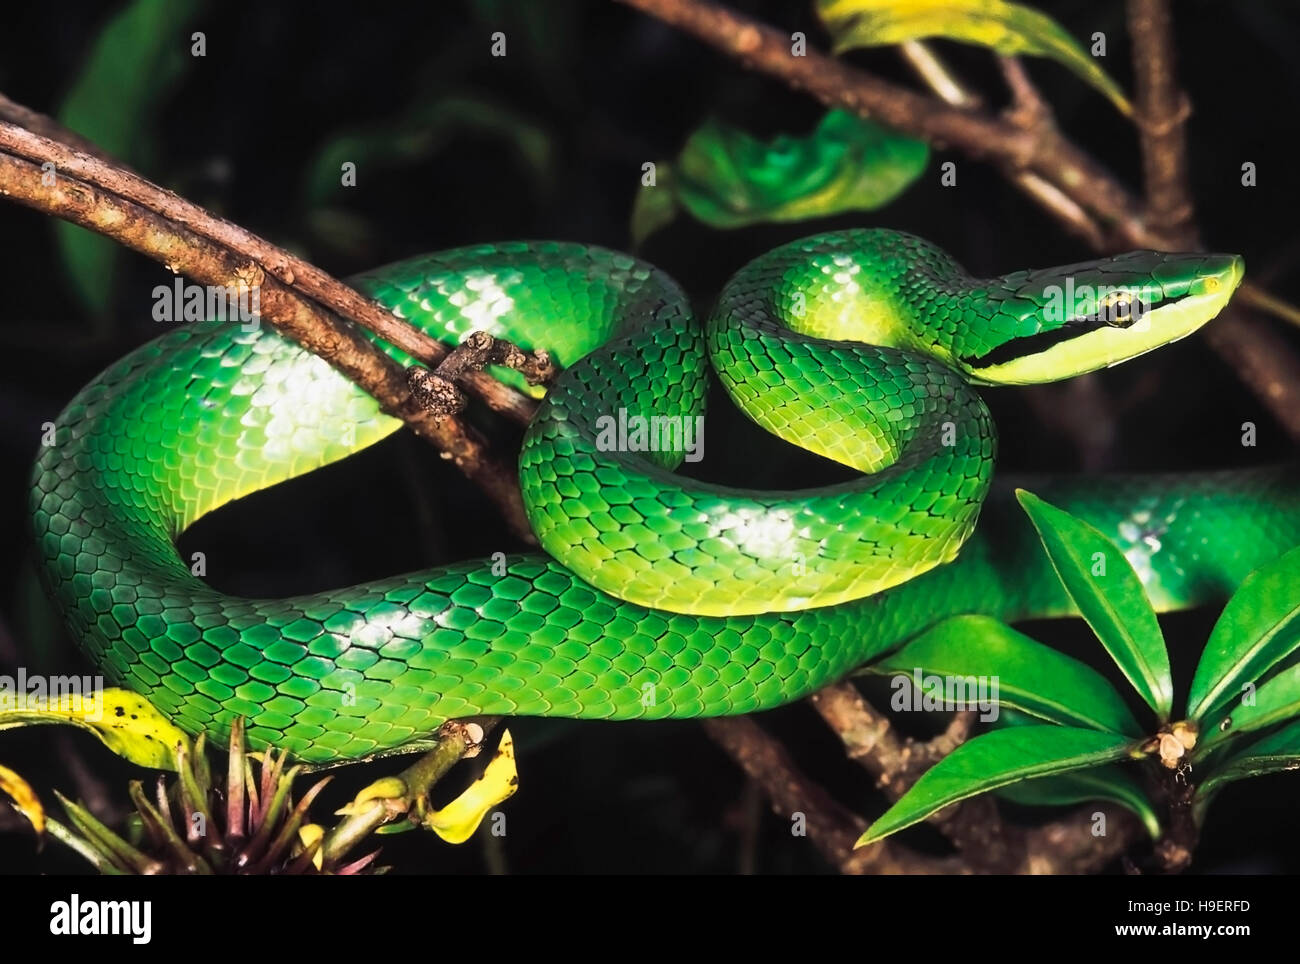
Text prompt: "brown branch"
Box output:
[[1120, 1, 1300, 441], [0, 93, 125, 168], [0, 119, 539, 427], [1239, 282, 1300, 329], [701, 717, 965, 874], [809, 681, 1141, 874], [1019, 804, 1142, 874], [0, 147, 535, 542], [900, 43, 1107, 251], [809, 682, 1014, 865], [998, 57, 1052, 130], [705, 682, 1133, 874], [897, 40, 981, 110], [1126, 0, 1198, 241], [408, 331, 556, 418]]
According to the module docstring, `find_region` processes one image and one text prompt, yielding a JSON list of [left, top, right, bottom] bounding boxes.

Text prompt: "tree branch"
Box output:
[[900, 42, 1107, 251], [0, 140, 536, 542], [1126, 0, 1197, 240], [808, 681, 1139, 873], [702, 717, 965, 874], [0, 93, 125, 168], [0, 120, 539, 427]]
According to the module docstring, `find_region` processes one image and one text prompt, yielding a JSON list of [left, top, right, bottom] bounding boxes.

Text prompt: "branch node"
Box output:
[[406, 366, 468, 418]]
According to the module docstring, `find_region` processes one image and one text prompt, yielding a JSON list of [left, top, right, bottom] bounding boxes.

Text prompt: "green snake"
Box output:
[[32, 229, 1296, 764]]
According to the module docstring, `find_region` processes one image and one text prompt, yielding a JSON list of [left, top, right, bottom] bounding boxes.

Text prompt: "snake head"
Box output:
[[957, 251, 1245, 385]]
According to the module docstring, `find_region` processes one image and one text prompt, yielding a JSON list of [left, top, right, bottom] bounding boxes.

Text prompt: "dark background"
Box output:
[[1, 0, 1299, 874]]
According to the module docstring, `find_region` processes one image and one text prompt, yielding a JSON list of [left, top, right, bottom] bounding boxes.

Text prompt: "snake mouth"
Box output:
[[963, 253, 1244, 385]]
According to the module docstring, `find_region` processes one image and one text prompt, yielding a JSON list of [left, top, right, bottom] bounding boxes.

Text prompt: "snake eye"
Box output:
[[1099, 292, 1143, 328]]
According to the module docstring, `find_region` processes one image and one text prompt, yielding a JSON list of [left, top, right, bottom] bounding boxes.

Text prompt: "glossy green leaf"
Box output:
[[56, 0, 205, 315], [1198, 662, 1300, 756], [673, 110, 928, 230], [1017, 490, 1173, 719], [857, 725, 1137, 845], [1187, 544, 1300, 722], [868, 614, 1143, 736], [818, 0, 1131, 115], [995, 765, 1160, 839], [1197, 719, 1300, 802]]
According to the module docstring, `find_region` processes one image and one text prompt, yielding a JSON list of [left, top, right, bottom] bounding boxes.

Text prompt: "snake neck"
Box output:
[[729, 229, 977, 367], [705, 229, 993, 478]]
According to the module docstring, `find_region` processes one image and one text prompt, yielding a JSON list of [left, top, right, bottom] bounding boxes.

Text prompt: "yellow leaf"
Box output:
[[424, 729, 518, 844], [0, 763, 45, 838], [0, 687, 186, 771], [334, 775, 408, 817], [818, 0, 1131, 115], [354, 776, 407, 805], [297, 823, 325, 870]]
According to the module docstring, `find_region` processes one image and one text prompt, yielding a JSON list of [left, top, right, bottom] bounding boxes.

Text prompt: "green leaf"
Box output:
[[857, 725, 1137, 845], [1197, 719, 1300, 802], [630, 161, 680, 248], [673, 110, 928, 230], [1198, 662, 1300, 755], [1016, 490, 1173, 720], [56, 0, 205, 315], [995, 765, 1160, 839], [1187, 544, 1300, 723], [817, 0, 1131, 115], [868, 614, 1144, 736]]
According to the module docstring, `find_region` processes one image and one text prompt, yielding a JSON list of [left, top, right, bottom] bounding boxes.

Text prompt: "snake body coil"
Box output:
[[32, 229, 1295, 763]]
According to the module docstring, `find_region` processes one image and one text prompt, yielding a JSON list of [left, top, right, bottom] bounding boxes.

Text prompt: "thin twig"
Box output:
[[998, 56, 1053, 129], [898, 40, 980, 110], [1239, 281, 1300, 329], [808, 682, 1013, 862]]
